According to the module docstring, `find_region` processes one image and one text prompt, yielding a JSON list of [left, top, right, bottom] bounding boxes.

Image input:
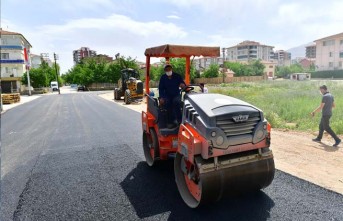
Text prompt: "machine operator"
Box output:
[[158, 64, 185, 127]]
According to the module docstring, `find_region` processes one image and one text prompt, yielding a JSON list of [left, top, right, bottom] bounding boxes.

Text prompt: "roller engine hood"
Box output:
[[184, 94, 262, 126]]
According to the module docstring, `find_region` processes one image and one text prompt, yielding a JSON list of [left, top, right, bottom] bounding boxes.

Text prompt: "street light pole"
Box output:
[[54, 53, 60, 94]]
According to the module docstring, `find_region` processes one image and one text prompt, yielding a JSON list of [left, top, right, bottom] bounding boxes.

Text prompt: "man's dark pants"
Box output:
[[164, 96, 182, 124], [317, 115, 339, 141]]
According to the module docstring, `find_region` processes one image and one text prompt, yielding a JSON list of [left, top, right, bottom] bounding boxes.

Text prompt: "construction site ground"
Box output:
[[98, 92, 343, 195]]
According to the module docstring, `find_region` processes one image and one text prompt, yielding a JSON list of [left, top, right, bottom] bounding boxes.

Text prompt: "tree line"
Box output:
[[21, 60, 62, 88], [24, 55, 313, 89], [62, 56, 140, 86], [275, 63, 315, 78], [200, 60, 266, 78]]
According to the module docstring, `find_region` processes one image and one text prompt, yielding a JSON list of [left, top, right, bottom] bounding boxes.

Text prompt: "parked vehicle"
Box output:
[[77, 85, 86, 91], [50, 81, 59, 91]]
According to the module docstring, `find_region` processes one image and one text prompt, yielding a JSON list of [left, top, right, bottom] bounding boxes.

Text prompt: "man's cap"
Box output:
[[320, 85, 327, 90], [164, 64, 172, 69]]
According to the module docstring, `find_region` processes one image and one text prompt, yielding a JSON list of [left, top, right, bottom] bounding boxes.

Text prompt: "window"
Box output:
[[329, 62, 333, 67], [0, 38, 8, 45], [237, 55, 248, 59], [340, 40, 343, 45], [323, 40, 335, 46], [329, 52, 333, 57], [340, 51, 343, 58], [1, 53, 9, 59], [339, 61, 342, 68]]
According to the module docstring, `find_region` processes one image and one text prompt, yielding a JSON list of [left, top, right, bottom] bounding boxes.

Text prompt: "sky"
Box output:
[[1, 0, 342, 74]]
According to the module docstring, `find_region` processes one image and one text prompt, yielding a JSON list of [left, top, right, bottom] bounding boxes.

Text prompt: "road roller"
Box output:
[[142, 44, 275, 208]]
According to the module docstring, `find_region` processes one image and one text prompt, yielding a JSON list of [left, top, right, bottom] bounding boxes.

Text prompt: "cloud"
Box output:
[[26, 13, 188, 73], [207, 35, 243, 47], [56, 0, 121, 11], [167, 15, 181, 19], [37, 14, 187, 38], [268, 1, 343, 47], [159, 0, 278, 17]]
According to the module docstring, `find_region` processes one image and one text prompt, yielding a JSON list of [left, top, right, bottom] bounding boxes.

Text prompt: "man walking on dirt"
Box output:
[[311, 85, 341, 147]]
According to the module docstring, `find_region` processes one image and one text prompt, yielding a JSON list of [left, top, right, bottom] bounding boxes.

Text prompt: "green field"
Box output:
[[209, 80, 343, 135]]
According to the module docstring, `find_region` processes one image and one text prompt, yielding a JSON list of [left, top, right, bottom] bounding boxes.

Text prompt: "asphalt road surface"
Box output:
[[1, 92, 342, 221]]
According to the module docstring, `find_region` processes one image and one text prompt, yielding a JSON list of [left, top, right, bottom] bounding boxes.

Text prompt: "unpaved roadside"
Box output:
[[98, 92, 343, 195]]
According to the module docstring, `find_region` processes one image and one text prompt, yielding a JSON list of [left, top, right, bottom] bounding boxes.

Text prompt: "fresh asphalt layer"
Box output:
[[1, 92, 342, 221]]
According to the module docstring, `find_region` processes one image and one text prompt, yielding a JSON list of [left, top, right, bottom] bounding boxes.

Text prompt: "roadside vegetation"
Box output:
[[210, 80, 343, 134], [62, 56, 139, 86], [22, 60, 61, 88]]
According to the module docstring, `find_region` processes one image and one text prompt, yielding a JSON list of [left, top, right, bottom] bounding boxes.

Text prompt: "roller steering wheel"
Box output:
[[181, 86, 194, 93]]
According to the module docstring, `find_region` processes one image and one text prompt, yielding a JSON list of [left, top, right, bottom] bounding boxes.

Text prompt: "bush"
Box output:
[[311, 70, 343, 78]]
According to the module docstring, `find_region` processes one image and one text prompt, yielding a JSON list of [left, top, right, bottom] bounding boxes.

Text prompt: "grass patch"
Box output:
[[210, 80, 343, 134]]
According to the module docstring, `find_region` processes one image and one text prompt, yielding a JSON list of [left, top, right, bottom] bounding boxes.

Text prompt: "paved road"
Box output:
[[1, 92, 342, 221]]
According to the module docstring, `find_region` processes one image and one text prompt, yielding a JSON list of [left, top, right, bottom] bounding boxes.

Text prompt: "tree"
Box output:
[[149, 65, 164, 81], [289, 63, 304, 73], [62, 55, 141, 86], [150, 58, 197, 82], [223, 60, 265, 77], [22, 60, 61, 88], [275, 63, 305, 78], [251, 60, 265, 76], [202, 64, 219, 78], [224, 61, 243, 76]]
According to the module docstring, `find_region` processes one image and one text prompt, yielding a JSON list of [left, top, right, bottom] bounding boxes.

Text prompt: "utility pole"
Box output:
[[222, 47, 226, 61], [54, 53, 60, 94]]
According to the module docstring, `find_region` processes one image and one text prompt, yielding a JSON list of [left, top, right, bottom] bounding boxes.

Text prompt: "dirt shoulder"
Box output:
[[98, 92, 343, 195]]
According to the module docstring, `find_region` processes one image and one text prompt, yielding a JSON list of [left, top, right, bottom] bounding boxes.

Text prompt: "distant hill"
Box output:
[[286, 42, 313, 59]]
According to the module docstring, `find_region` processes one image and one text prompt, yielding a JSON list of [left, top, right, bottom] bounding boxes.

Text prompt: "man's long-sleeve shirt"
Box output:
[[158, 72, 185, 98]]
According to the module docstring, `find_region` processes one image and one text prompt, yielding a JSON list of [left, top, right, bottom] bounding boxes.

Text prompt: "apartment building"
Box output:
[[314, 32, 343, 70], [193, 57, 224, 71], [225, 41, 274, 62], [273, 50, 291, 66], [0, 29, 32, 93], [30, 54, 53, 69], [305, 44, 316, 59], [73, 47, 96, 64]]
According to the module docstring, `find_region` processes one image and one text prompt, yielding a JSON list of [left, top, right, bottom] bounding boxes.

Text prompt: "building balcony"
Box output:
[[0, 45, 23, 50], [0, 59, 25, 64]]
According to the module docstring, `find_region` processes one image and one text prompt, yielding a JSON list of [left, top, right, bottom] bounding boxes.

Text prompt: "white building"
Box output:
[[30, 54, 53, 69], [290, 73, 311, 81], [0, 29, 32, 93], [225, 41, 274, 62], [314, 32, 343, 71], [193, 57, 224, 71]]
